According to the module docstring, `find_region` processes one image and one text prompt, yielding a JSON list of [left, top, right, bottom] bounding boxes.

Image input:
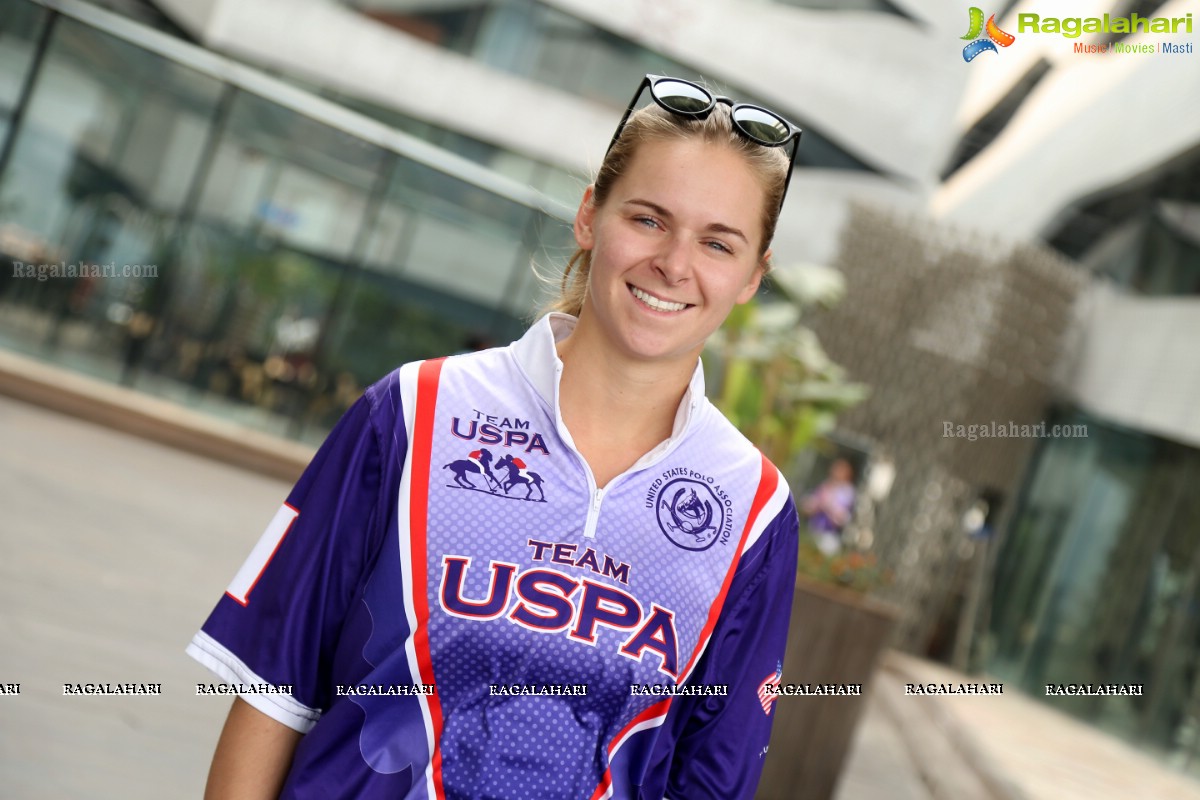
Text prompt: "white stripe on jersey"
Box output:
[[185, 630, 321, 732], [393, 361, 437, 800]]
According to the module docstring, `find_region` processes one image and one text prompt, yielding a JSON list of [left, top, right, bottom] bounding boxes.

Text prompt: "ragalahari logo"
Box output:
[[962, 7, 1015, 61]]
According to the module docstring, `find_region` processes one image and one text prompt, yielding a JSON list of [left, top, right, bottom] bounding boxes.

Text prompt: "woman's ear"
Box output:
[[574, 185, 597, 250]]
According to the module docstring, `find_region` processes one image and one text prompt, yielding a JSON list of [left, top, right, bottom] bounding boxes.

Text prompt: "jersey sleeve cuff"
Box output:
[[186, 629, 322, 733]]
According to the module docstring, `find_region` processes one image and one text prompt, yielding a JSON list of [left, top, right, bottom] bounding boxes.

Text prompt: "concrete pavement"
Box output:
[[882, 652, 1200, 800], [833, 699, 931, 800], [0, 393, 293, 798]]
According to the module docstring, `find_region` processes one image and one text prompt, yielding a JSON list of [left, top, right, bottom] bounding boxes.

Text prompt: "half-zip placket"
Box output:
[[549, 345, 700, 543], [582, 482, 606, 540]]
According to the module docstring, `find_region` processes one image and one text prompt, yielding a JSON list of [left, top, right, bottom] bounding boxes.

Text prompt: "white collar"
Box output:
[[509, 313, 705, 466]]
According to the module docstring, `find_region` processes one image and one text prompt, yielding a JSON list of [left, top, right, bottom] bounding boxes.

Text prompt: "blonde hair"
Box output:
[[550, 103, 790, 318]]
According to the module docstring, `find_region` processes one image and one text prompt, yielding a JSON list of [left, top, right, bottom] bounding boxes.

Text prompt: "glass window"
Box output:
[[1051, 178, 1200, 297], [1047, 145, 1200, 297], [0, 16, 224, 230], [0, 2, 50, 154], [362, 157, 533, 310], [987, 410, 1200, 775], [0, 6, 572, 444], [320, 268, 503, 417], [0, 15, 224, 385], [324, 88, 586, 207], [144, 89, 392, 436], [1136, 204, 1200, 296], [471, 2, 677, 109], [315, 160, 573, 420], [195, 94, 384, 262]]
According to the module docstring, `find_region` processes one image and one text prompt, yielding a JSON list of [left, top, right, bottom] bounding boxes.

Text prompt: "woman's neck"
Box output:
[[555, 321, 698, 489]]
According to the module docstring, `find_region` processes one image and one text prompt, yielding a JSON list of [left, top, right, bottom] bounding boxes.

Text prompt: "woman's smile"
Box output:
[[628, 284, 692, 314]]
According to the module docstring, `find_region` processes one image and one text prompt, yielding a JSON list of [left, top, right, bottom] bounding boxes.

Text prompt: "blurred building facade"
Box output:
[[0, 0, 576, 442], [932, 0, 1200, 773], [0, 0, 963, 442], [800, 0, 1200, 773], [1, 0, 1199, 776]]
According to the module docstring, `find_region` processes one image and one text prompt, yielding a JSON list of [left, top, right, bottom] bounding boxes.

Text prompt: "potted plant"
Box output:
[[706, 266, 897, 799]]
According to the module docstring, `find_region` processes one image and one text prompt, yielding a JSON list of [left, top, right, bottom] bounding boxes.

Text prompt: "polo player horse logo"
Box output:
[[662, 486, 715, 543], [495, 454, 546, 502], [443, 449, 501, 493]]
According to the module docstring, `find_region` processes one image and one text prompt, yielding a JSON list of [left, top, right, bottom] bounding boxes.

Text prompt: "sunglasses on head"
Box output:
[[606, 74, 803, 219]]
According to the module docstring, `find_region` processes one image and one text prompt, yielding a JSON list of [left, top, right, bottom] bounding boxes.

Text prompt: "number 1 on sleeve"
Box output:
[[225, 503, 300, 606]]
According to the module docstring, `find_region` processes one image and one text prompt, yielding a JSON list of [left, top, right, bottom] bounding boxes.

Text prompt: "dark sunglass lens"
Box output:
[[652, 79, 712, 114], [733, 106, 790, 145]]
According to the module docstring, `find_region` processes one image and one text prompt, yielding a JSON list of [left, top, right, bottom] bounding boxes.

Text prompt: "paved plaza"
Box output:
[[0, 393, 290, 798]]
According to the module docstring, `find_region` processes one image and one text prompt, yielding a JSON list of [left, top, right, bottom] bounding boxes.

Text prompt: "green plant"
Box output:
[[706, 263, 868, 468]]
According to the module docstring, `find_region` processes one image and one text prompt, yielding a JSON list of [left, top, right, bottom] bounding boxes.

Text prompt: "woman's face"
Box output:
[[573, 137, 769, 367]]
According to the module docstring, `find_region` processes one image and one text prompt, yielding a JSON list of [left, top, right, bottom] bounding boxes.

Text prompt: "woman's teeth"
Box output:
[[630, 286, 687, 312]]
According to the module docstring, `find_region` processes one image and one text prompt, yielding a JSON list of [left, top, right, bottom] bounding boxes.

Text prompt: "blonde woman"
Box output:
[[190, 74, 803, 800]]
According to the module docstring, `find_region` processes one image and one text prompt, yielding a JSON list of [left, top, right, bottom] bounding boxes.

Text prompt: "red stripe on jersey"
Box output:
[[588, 699, 672, 800], [411, 358, 448, 799], [677, 454, 779, 682], [587, 455, 779, 800]]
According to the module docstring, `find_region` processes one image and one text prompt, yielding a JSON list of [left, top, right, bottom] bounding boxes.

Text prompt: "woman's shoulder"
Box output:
[[689, 397, 790, 487], [690, 396, 761, 456]]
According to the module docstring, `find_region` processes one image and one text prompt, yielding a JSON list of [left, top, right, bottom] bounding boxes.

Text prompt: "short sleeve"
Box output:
[[185, 378, 405, 732], [644, 495, 800, 799]]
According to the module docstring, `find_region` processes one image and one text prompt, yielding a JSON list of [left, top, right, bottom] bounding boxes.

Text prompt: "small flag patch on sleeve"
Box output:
[[757, 661, 782, 715]]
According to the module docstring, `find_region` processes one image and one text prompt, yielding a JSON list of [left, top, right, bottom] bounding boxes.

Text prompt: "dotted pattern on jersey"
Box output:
[[584, 443, 763, 678], [420, 350, 766, 799]]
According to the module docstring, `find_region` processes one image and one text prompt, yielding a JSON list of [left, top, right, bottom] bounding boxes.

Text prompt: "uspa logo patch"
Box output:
[[962, 7, 1015, 61], [655, 479, 725, 551]]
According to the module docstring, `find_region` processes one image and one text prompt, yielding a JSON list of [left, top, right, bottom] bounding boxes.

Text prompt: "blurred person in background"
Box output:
[[802, 458, 856, 555]]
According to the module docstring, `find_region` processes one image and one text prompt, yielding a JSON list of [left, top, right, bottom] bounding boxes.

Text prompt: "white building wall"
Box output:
[[952, 0, 1125, 131], [1063, 283, 1200, 449], [931, 0, 1200, 449], [933, 0, 1200, 240], [152, 0, 223, 37], [545, 0, 968, 184], [152, 0, 619, 174], [153, 0, 975, 186]]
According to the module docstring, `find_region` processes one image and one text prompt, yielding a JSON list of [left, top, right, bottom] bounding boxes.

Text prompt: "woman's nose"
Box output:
[[652, 236, 690, 284]]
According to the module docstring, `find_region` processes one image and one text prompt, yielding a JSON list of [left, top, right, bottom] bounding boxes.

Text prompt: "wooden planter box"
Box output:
[[756, 577, 900, 800]]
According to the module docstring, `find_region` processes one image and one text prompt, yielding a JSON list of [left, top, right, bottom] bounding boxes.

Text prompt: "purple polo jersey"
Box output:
[[187, 314, 799, 800]]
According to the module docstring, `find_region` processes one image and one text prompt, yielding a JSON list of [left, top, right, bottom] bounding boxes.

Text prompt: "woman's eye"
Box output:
[[633, 216, 660, 229], [706, 240, 733, 255]]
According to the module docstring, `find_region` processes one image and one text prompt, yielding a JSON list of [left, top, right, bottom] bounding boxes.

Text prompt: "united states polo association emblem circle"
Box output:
[[655, 478, 725, 551]]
